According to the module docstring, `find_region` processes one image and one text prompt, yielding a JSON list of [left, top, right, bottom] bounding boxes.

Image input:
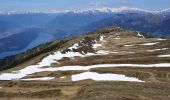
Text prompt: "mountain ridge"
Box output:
[[0, 25, 170, 100], [0, 25, 169, 70], [0, 26, 146, 70], [0, 7, 170, 15]]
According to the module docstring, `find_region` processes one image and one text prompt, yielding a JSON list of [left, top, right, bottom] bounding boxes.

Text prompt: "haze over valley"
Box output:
[[0, 7, 170, 58]]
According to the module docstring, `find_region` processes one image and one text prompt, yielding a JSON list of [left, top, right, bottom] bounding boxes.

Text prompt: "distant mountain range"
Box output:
[[0, 7, 170, 15], [0, 7, 170, 58]]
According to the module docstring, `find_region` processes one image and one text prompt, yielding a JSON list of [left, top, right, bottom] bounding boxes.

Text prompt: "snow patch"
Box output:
[[100, 36, 104, 41], [114, 38, 121, 40], [148, 48, 168, 52], [21, 77, 55, 81], [93, 44, 102, 48], [125, 42, 160, 47], [157, 54, 170, 57], [71, 72, 144, 82], [0, 36, 108, 80], [140, 42, 159, 46], [157, 38, 167, 41], [38, 51, 82, 65], [124, 44, 134, 47], [68, 43, 79, 50], [93, 36, 104, 48], [60, 76, 66, 79], [137, 32, 145, 38], [0, 35, 169, 81], [0, 63, 170, 80]]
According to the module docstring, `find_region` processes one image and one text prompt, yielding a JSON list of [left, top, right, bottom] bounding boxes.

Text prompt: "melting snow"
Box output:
[[39, 51, 82, 65], [21, 77, 55, 81], [124, 44, 134, 47], [60, 76, 66, 79], [124, 42, 160, 47], [157, 38, 167, 41], [68, 43, 79, 50], [93, 44, 102, 48], [100, 36, 104, 41], [137, 32, 145, 38], [114, 38, 121, 40], [0, 35, 169, 81], [71, 72, 144, 82], [140, 42, 159, 46], [148, 48, 168, 52], [0, 36, 107, 80], [1, 63, 170, 80], [157, 54, 170, 57], [93, 36, 104, 48]]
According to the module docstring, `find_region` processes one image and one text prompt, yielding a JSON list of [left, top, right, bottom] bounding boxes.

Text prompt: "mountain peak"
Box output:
[[61, 7, 158, 14], [0, 7, 166, 15]]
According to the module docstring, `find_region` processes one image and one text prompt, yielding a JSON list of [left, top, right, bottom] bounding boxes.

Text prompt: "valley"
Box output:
[[0, 7, 170, 58]]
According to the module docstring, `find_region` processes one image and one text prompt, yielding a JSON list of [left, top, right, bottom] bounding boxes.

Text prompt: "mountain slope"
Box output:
[[85, 12, 170, 38], [0, 26, 170, 99]]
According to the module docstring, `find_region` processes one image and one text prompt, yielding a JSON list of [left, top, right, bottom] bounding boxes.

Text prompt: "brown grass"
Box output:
[[91, 67, 170, 82]]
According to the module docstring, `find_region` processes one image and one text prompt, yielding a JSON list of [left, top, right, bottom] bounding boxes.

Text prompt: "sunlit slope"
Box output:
[[0, 26, 170, 100]]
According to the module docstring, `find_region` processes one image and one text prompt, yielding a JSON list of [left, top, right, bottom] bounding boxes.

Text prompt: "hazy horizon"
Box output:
[[0, 0, 170, 12]]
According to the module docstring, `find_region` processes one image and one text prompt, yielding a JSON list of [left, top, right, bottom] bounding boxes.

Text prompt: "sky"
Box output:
[[0, 0, 170, 12]]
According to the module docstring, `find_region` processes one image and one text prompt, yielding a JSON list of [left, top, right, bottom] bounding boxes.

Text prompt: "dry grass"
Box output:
[[0, 26, 170, 100], [91, 67, 170, 82], [22, 70, 85, 80], [72, 82, 170, 100], [1, 81, 170, 100]]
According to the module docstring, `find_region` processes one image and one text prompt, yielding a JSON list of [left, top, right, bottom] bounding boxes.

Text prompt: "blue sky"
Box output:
[[0, 0, 170, 11]]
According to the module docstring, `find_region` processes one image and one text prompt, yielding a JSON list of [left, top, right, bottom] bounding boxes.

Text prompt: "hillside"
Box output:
[[0, 26, 170, 100]]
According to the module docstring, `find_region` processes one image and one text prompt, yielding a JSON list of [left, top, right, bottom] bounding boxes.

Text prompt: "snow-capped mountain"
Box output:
[[159, 8, 170, 16], [0, 7, 165, 15]]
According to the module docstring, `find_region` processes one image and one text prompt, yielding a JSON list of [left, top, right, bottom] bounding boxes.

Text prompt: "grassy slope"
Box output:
[[0, 26, 170, 100]]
